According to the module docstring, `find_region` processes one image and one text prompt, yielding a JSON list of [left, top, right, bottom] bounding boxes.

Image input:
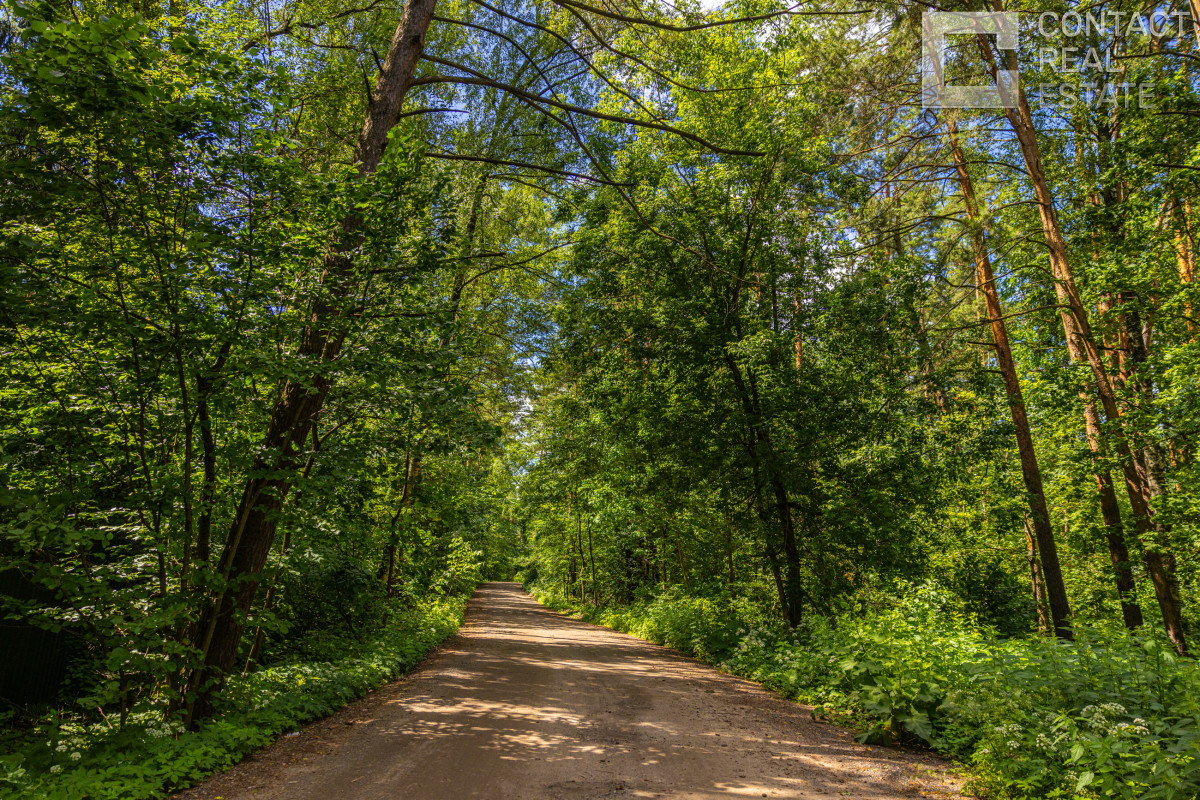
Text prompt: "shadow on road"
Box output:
[[176, 582, 963, 800]]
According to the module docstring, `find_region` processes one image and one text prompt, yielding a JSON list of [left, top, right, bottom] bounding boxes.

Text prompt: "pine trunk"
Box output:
[[946, 118, 1073, 638], [979, 23, 1184, 650]]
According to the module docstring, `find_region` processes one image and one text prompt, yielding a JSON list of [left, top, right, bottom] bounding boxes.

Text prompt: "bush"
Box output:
[[964, 631, 1200, 799], [0, 596, 467, 800], [432, 536, 484, 597], [269, 547, 393, 661], [948, 554, 1036, 636]]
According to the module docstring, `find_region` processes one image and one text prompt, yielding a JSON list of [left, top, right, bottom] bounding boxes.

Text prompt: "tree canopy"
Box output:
[[3, 0, 1200, 795]]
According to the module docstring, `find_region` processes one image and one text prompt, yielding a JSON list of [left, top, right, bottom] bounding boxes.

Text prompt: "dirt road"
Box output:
[[176, 582, 964, 799]]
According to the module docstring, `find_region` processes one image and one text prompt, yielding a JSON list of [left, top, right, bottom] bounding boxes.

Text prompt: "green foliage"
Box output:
[[0, 0, 525, 731], [964, 633, 1200, 799], [542, 587, 743, 662], [431, 536, 485, 597], [0, 596, 466, 800], [4, 0, 1200, 798], [947, 555, 1037, 637], [269, 547, 393, 661]]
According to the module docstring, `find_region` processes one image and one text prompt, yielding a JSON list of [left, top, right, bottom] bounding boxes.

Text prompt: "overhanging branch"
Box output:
[[412, 59, 764, 156]]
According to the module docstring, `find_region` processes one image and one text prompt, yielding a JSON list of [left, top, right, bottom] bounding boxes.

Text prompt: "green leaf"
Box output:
[[1075, 771, 1094, 792]]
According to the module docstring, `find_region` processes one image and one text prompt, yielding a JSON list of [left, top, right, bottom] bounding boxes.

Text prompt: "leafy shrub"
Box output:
[[964, 631, 1200, 799], [0, 596, 467, 800], [432, 536, 484, 597], [0, 504, 195, 720], [948, 554, 1036, 636], [269, 547, 393, 661], [535, 586, 742, 662]]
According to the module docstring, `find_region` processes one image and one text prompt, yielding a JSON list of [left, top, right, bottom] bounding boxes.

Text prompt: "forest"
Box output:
[[1, 0, 1199, 796]]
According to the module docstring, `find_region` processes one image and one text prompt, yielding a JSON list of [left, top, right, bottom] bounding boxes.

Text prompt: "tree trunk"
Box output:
[[577, 513, 586, 601], [674, 531, 690, 593], [1023, 515, 1051, 633], [1191, 0, 1200, 51], [184, 0, 438, 725], [587, 522, 597, 604], [792, 292, 804, 370], [724, 510, 736, 589], [946, 117, 1073, 638], [386, 454, 421, 595], [728, 355, 803, 627], [244, 439, 319, 673], [1171, 199, 1196, 336], [1112, 297, 1188, 648], [1084, 302, 1146, 629], [978, 21, 1185, 650], [175, 351, 195, 591], [194, 384, 217, 567], [764, 544, 788, 622]]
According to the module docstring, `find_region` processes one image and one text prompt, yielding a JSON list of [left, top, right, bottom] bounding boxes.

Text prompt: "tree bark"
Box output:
[[728, 355, 803, 627], [1172, 199, 1196, 336], [576, 502, 586, 601], [1112, 295, 1187, 647], [587, 522, 597, 604], [244, 432, 320, 673], [1023, 515, 1051, 633], [194, 386, 217, 567], [978, 19, 1185, 650], [381, 452, 420, 594], [946, 117, 1073, 638], [674, 531, 690, 593], [724, 509, 736, 589], [184, 0, 439, 724], [175, 350, 195, 591], [792, 291, 804, 370], [1086, 296, 1147, 631], [764, 544, 789, 623]]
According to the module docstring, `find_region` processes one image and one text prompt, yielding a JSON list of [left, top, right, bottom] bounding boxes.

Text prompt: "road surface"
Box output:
[[176, 582, 963, 799]]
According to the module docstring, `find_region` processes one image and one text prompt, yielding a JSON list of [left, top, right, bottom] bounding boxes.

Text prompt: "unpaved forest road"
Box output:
[[175, 583, 964, 800]]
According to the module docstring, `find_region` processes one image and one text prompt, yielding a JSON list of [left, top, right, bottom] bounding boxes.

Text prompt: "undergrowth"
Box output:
[[0, 595, 467, 800], [532, 583, 1200, 799]]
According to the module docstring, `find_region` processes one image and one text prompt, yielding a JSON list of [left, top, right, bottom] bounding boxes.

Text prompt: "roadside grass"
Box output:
[[0, 595, 467, 800], [531, 584, 1200, 799]]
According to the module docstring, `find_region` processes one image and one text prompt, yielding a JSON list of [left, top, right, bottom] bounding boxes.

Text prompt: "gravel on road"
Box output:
[[174, 582, 965, 800]]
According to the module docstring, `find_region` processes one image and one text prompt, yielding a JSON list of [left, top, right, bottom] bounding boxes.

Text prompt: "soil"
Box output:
[[173, 582, 966, 799]]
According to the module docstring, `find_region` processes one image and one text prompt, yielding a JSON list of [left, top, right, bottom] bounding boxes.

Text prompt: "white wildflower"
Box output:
[[49, 765, 63, 775]]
